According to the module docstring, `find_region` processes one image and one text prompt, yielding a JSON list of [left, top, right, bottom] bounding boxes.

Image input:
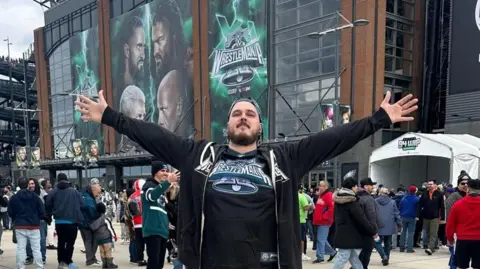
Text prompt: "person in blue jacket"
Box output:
[[80, 183, 102, 266], [399, 185, 420, 252]]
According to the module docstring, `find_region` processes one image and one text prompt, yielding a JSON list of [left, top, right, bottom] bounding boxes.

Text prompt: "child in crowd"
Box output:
[[90, 203, 118, 268]]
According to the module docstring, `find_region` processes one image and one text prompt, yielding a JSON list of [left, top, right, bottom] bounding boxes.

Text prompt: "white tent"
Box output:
[[447, 134, 480, 177], [369, 132, 480, 188]]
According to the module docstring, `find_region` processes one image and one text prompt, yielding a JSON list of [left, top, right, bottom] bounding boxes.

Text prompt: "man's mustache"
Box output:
[[237, 122, 250, 128]]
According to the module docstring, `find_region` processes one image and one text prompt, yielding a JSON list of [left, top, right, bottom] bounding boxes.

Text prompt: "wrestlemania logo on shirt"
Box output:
[[209, 159, 272, 195]]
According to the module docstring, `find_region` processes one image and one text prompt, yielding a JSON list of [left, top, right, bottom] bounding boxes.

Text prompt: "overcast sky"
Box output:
[[0, 0, 45, 59]]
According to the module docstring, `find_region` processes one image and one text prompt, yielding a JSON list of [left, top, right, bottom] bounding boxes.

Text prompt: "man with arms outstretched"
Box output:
[[75, 91, 417, 269]]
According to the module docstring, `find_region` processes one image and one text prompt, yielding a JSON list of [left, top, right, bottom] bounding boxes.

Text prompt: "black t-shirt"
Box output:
[[201, 149, 278, 269]]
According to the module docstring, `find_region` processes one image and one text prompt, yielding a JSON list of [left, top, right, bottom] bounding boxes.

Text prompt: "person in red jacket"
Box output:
[[446, 178, 480, 269], [312, 180, 337, 264], [127, 179, 147, 266]]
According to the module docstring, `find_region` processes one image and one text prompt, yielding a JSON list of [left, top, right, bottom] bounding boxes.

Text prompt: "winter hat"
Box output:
[[151, 161, 169, 176], [408, 185, 417, 194], [57, 173, 68, 182], [467, 178, 480, 190]]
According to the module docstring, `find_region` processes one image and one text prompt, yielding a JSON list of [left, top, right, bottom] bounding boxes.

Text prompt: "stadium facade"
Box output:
[[32, 0, 430, 189]]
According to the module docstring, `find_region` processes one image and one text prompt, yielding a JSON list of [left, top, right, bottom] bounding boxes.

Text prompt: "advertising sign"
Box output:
[[70, 27, 104, 148], [30, 147, 41, 168], [450, 0, 480, 94], [398, 137, 421, 151], [16, 146, 27, 169], [86, 140, 99, 166], [209, 0, 268, 143], [71, 139, 83, 165], [110, 0, 194, 152]]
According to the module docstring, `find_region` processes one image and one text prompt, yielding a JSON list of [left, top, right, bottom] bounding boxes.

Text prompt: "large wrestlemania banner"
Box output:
[[69, 26, 104, 153], [110, 0, 194, 153], [209, 0, 269, 143]]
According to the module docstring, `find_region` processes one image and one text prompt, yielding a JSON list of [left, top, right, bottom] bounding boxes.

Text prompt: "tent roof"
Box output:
[[370, 132, 480, 163], [446, 134, 480, 149]]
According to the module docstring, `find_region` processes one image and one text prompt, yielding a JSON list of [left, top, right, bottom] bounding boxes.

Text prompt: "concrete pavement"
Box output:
[[0, 225, 451, 269]]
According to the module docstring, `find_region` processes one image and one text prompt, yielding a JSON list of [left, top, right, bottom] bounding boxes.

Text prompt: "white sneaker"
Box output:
[[302, 254, 311, 261], [87, 261, 102, 267]]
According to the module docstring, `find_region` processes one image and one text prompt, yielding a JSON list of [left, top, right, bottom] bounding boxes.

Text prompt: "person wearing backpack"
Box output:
[[127, 179, 147, 266]]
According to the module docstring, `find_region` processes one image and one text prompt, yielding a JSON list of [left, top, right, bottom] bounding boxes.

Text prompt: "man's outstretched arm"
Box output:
[[75, 90, 196, 169], [285, 92, 417, 177]]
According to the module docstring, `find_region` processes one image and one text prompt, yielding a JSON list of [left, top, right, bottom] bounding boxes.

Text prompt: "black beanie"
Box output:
[[151, 161, 169, 176], [468, 178, 480, 190], [57, 173, 68, 182], [457, 172, 471, 186]]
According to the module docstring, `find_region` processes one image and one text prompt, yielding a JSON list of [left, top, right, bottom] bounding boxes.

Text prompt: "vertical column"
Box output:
[[200, 0, 210, 140], [98, 0, 115, 153], [106, 165, 122, 191], [34, 27, 53, 159], [49, 170, 57, 185]]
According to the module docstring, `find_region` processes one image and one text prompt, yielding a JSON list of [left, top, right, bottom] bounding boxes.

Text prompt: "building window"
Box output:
[[384, 17, 413, 76], [274, 77, 340, 136], [274, 19, 340, 84], [275, 0, 340, 30], [386, 0, 414, 20], [48, 41, 74, 158]]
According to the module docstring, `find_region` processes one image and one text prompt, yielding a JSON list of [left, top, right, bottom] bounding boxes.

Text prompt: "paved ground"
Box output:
[[0, 224, 451, 269]]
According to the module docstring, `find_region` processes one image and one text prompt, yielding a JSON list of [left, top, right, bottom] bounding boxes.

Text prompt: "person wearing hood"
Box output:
[[8, 177, 45, 269], [375, 187, 402, 265], [45, 173, 85, 269], [127, 179, 147, 266], [446, 178, 480, 269], [332, 177, 377, 269], [142, 161, 179, 269], [80, 183, 102, 266], [312, 180, 336, 264], [399, 185, 419, 253]]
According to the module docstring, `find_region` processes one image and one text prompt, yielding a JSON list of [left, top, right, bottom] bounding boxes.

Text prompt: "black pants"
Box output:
[[358, 240, 374, 269], [414, 218, 423, 246], [437, 224, 447, 246], [56, 224, 78, 264], [145, 235, 167, 269], [134, 228, 146, 262], [328, 223, 336, 248]]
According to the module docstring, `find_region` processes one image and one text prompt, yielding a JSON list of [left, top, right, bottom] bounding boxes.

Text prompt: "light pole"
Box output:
[[308, 11, 369, 187], [3, 37, 16, 163]]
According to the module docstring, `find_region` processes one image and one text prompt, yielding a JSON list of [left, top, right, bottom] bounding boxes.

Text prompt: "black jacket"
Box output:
[[101, 106, 391, 269], [45, 181, 85, 224], [333, 188, 377, 249], [417, 189, 445, 220], [8, 189, 44, 228]]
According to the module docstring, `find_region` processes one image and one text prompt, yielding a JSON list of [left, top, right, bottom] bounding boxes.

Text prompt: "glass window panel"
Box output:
[[276, 9, 298, 29], [321, 33, 335, 47], [323, 0, 340, 16], [275, 29, 297, 43], [297, 91, 320, 104], [321, 77, 335, 88], [385, 46, 394, 56], [297, 81, 319, 93], [299, 36, 320, 53], [277, 55, 297, 67], [276, 0, 297, 13], [299, 50, 320, 63], [386, 17, 395, 28], [394, 78, 410, 88], [299, 0, 317, 5], [385, 56, 394, 71], [298, 60, 319, 78], [321, 46, 335, 57], [82, 13, 91, 29], [396, 31, 405, 48], [321, 57, 335, 73], [384, 76, 393, 85], [397, 21, 413, 33], [276, 67, 297, 84], [386, 28, 394, 45], [131, 166, 142, 176], [397, 1, 414, 20], [275, 119, 297, 136], [299, 2, 320, 23], [123, 167, 131, 176], [387, 0, 395, 13], [276, 39, 297, 58]]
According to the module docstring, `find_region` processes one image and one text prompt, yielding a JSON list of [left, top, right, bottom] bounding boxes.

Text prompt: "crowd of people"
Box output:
[[0, 159, 182, 269], [299, 171, 480, 269]]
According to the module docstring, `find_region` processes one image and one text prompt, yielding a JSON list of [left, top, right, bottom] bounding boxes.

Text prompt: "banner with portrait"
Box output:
[[71, 139, 83, 165], [208, 0, 269, 143], [86, 140, 99, 166], [110, 0, 194, 152], [30, 147, 41, 168], [320, 104, 352, 130], [70, 27, 104, 150], [15, 146, 28, 169]]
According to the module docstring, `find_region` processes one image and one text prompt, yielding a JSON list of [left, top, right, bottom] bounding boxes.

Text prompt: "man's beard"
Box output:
[[131, 60, 144, 82], [154, 53, 172, 82], [227, 126, 259, 146]]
